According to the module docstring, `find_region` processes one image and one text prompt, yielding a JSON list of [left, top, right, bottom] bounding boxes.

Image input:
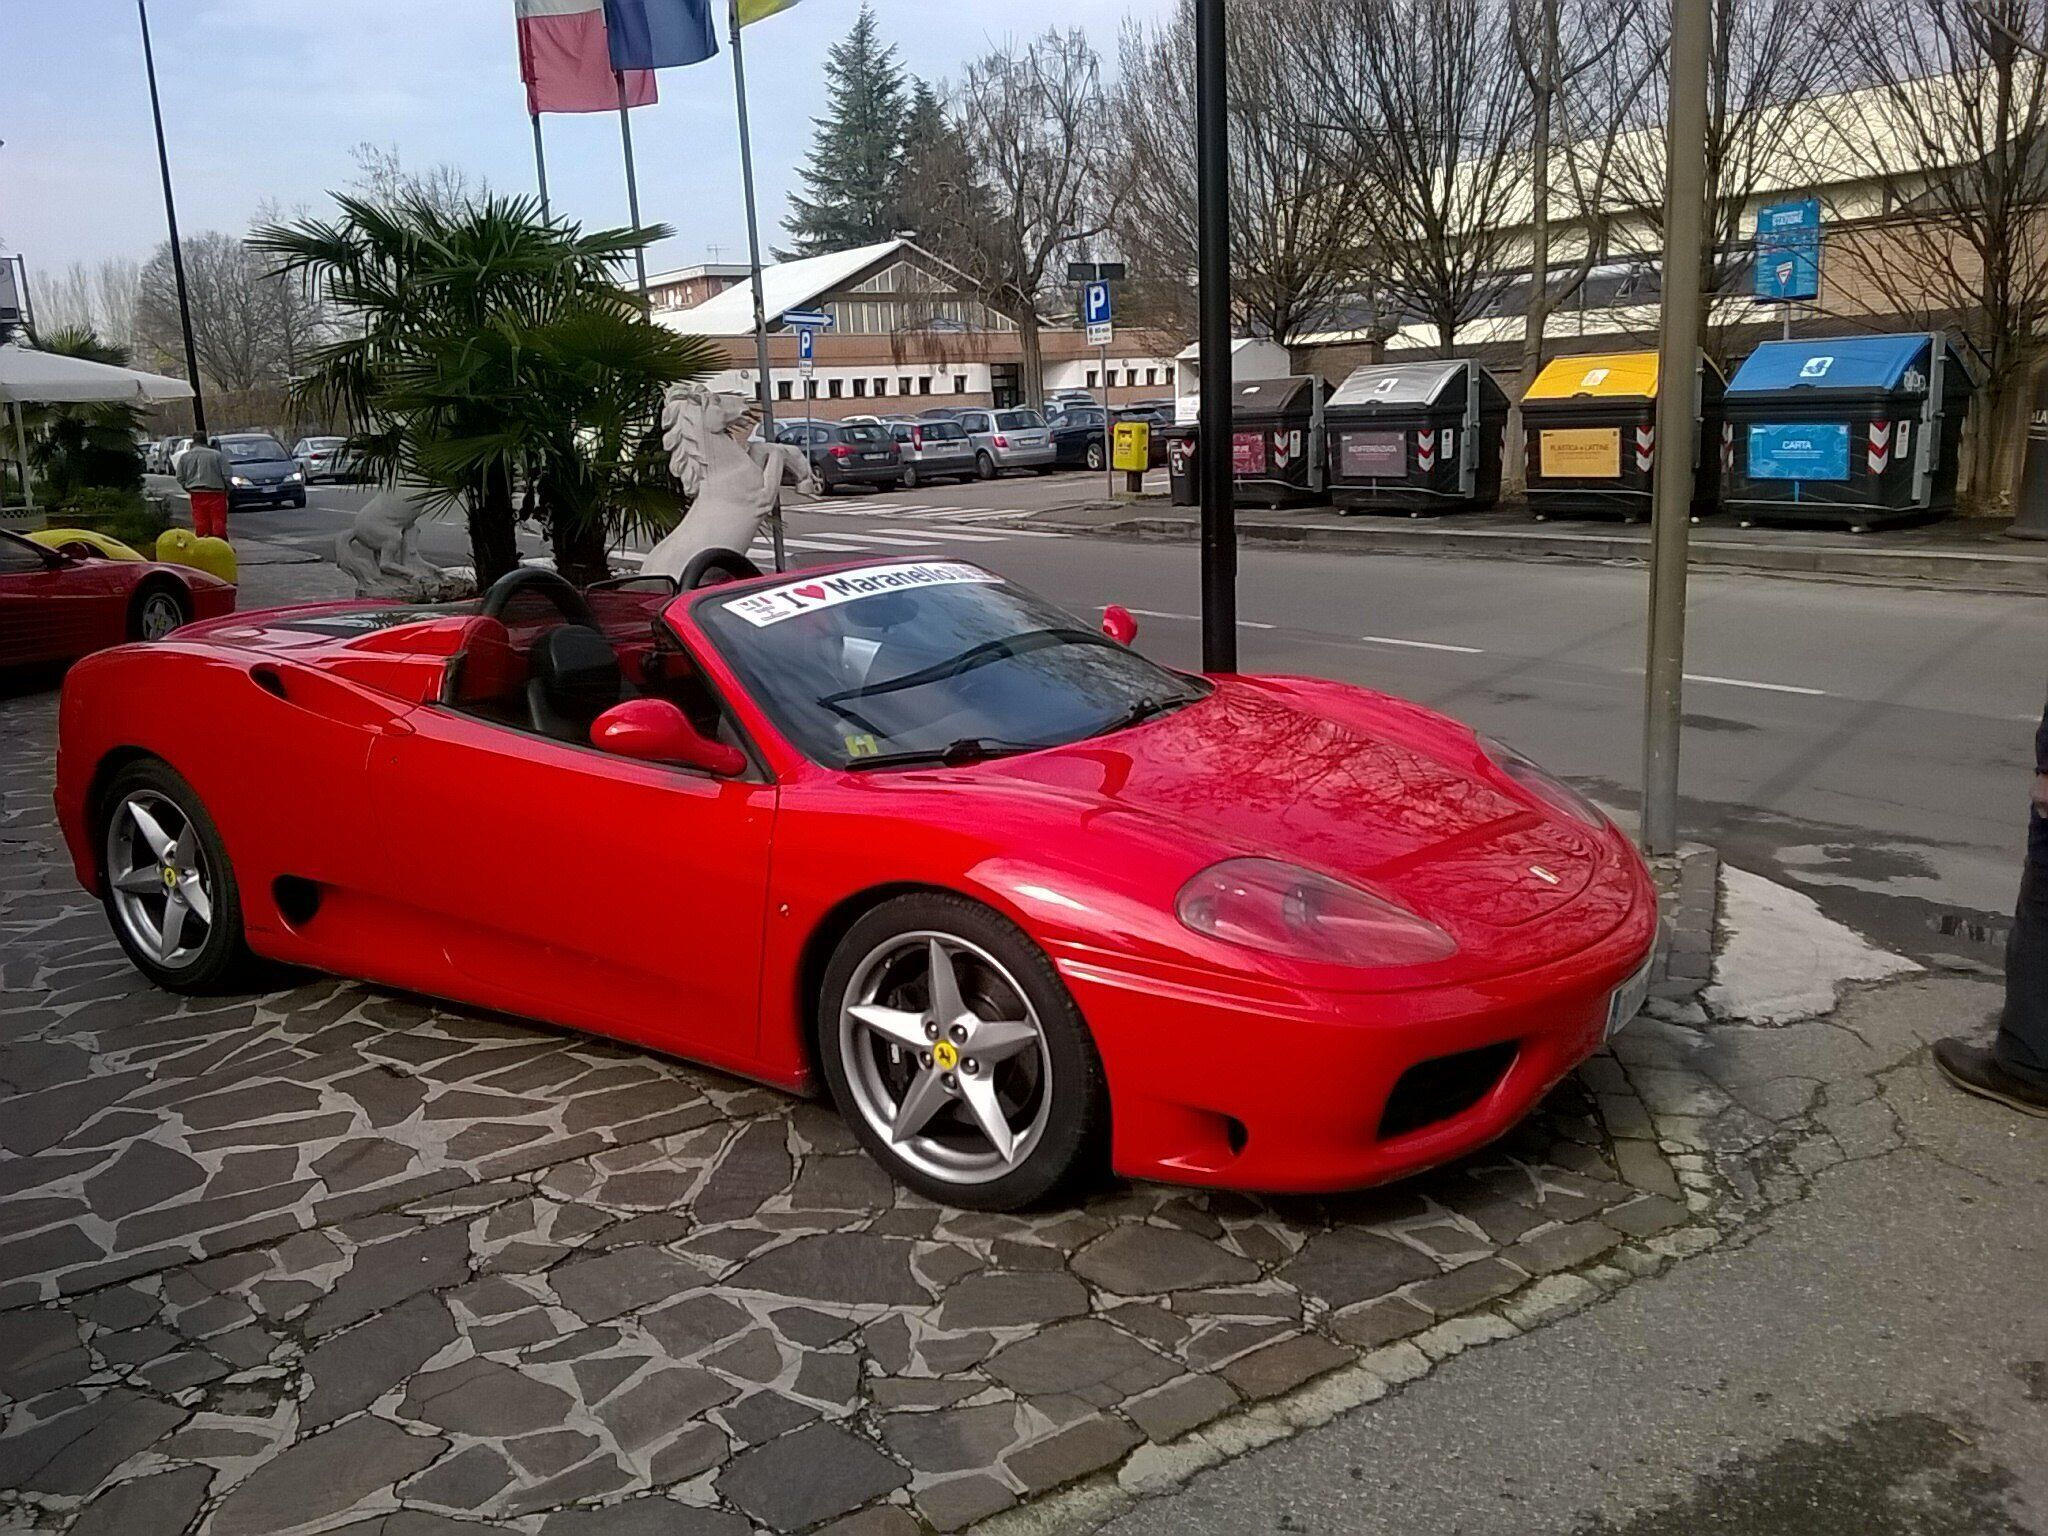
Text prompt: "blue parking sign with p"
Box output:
[[1083, 282, 1112, 326], [797, 328, 814, 363]]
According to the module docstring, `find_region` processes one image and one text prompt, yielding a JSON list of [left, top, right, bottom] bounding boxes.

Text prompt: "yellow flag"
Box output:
[[735, 0, 801, 23]]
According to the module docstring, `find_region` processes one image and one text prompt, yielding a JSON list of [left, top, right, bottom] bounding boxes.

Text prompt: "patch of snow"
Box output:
[[1704, 866, 1921, 1025]]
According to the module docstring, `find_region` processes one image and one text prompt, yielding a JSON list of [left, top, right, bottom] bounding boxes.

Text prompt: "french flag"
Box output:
[[515, 0, 657, 115]]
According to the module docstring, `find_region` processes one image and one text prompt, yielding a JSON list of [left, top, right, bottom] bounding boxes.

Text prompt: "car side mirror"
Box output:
[[1101, 605, 1139, 645], [591, 698, 747, 777]]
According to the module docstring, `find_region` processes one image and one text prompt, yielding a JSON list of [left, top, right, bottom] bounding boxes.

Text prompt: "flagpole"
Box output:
[[613, 74, 650, 309], [728, 0, 786, 573], [137, 0, 207, 437], [530, 112, 552, 220]]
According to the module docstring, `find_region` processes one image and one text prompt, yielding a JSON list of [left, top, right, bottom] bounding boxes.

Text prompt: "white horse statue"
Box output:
[[335, 484, 473, 600], [641, 383, 817, 582]]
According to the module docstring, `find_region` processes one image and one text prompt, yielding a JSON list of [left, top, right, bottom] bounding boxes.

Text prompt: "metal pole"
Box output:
[[614, 74, 650, 308], [531, 113, 552, 220], [138, 0, 206, 435], [729, 0, 786, 572], [1102, 341, 1114, 500], [1640, 0, 1713, 855], [15, 402, 34, 514], [1194, 0, 1236, 671]]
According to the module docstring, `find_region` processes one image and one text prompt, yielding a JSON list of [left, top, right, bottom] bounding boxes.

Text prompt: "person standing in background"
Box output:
[[1936, 700, 2048, 1114], [175, 438, 229, 540]]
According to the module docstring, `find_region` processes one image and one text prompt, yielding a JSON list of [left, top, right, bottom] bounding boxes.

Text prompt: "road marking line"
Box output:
[[1684, 673, 1827, 696], [1360, 635, 1486, 654], [932, 525, 1068, 537], [828, 531, 955, 548], [884, 528, 1008, 542], [1120, 608, 1271, 629]]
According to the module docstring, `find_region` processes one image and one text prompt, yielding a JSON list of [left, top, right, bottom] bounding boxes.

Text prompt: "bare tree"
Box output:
[[1111, 1, 1375, 346], [1804, 0, 2048, 510], [1317, 0, 1535, 354], [1504, 0, 1657, 487], [34, 257, 142, 353], [346, 141, 486, 217], [1605, 0, 1840, 360], [908, 29, 1115, 405], [135, 228, 326, 399]]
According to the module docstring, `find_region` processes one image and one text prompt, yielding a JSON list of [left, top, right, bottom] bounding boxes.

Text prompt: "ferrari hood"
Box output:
[[983, 678, 1602, 928]]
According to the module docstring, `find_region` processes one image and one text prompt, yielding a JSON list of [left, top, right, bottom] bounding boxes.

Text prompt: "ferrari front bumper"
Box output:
[[1053, 878, 1660, 1195]]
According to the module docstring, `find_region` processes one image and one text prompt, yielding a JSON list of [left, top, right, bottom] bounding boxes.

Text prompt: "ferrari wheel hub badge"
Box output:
[[931, 1040, 960, 1072], [161, 865, 178, 889]]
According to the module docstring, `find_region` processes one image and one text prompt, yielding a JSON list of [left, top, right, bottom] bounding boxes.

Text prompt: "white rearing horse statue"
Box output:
[[640, 383, 818, 582]]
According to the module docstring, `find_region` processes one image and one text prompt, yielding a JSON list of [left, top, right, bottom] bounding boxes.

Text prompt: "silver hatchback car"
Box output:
[[953, 407, 1056, 478], [883, 418, 978, 488]]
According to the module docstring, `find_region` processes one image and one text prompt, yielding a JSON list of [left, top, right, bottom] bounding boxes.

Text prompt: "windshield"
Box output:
[[840, 424, 889, 445], [695, 564, 1207, 770], [220, 437, 289, 461], [995, 410, 1044, 431]]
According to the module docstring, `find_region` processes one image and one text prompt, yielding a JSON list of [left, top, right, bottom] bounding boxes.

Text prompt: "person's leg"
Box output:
[[194, 490, 226, 540], [1994, 810, 2048, 1087]]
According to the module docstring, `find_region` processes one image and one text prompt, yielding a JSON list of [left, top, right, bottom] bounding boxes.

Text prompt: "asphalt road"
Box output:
[[241, 477, 2043, 965]]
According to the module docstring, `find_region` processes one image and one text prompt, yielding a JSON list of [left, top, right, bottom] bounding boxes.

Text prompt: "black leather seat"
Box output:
[[526, 624, 624, 742]]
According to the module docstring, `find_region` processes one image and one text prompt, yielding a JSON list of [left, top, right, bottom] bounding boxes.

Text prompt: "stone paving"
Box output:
[[0, 686, 1700, 1536]]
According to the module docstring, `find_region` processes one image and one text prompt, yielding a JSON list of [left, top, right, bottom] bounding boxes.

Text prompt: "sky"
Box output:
[[0, 0, 1172, 286]]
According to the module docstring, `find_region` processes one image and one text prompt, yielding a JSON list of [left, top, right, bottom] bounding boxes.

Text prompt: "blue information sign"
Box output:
[[1082, 281, 1112, 326], [797, 327, 814, 363], [1748, 422, 1849, 480], [1755, 199, 1821, 303]]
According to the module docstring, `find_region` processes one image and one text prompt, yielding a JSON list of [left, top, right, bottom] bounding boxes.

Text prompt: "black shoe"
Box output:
[[1933, 1037, 2048, 1118]]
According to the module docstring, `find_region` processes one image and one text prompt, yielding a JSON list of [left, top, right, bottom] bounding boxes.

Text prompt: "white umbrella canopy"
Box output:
[[0, 343, 196, 404]]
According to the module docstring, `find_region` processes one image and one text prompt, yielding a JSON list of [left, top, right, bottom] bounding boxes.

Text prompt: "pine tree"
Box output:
[[780, 5, 908, 255]]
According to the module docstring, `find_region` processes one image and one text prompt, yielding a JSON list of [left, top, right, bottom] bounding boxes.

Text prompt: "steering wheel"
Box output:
[[477, 566, 599, 629], [680, 548, 763, 590]]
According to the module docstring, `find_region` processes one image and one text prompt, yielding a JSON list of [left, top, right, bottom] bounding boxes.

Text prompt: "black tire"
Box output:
[[97, 758, 255, 994], [290, 492, 307, 509], [128, 581, 189, 643], [901, 464, 921, 490], [818, 892, 1108, 1210], [976, 452, 996, 481], [1085, 442, 1104, 471]]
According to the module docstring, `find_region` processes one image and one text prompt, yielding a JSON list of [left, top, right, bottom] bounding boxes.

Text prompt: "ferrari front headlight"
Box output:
[[1176, 858, 1457, 967]]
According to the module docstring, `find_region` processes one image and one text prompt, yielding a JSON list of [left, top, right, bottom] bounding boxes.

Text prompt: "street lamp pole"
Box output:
[[1194, 0, 1236, 672], [1640, 0, 1713, 854], [137, 0, 206, 435]]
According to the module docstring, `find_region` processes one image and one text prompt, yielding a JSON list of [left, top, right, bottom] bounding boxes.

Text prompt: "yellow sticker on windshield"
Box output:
[[845, 733, 880, 758]]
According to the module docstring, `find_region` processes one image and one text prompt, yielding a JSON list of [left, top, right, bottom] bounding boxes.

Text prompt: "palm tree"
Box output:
[[22, 328, 146, 499], [251, 193, 720, 587]]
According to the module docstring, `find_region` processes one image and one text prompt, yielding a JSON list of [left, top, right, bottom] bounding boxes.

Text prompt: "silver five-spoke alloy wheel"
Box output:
[[839, 931, 1053, 1187], [138, 590, 183, 641], [106, 790, 215, 970]]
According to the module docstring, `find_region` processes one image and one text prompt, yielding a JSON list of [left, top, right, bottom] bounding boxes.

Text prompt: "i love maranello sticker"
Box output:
[[720, 561, 999, 627]]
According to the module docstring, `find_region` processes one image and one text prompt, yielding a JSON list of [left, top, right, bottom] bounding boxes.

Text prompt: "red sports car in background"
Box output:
[[54, 555, 1655, 1209], [1, 527, 235, 670]]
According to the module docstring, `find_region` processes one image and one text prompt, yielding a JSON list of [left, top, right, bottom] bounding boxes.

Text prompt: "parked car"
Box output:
[[1048, 406, 1110, 470], [214, 433, 306, 510], [1113, 403, 1176, 465], [292, 436, 350, 483], [53, 558, 1656, 1208], [777, 420, 901, 493], [0, 527, 235, 670], [883, 417, 977, 488], [955, 407, 1055, 478], [1045, 388, 1099, 414], [915, 408, 966, 422], [162, 436, 196, 474]]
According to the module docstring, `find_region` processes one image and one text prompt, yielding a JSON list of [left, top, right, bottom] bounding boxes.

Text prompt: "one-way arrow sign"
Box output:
[[781, 308, 834, 329]]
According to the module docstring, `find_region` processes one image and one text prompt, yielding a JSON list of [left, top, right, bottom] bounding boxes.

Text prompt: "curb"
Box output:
[[1030, 512, 2047, 594]]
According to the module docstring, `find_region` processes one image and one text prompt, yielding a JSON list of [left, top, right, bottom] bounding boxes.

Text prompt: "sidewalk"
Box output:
[[1022, 497, 2048, 594]]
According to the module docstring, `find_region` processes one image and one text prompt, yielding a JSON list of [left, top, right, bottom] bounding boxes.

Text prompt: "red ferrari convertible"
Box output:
[[2, 526, 235, 669], [55, 555, 1655, 1208]]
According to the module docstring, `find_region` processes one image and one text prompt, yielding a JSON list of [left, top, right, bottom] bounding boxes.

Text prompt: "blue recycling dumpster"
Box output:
[[1721, 332, 1972, 531]]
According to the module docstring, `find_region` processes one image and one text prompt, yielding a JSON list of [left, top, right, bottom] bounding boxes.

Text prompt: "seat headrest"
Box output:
[[531, 624, 621, 721]]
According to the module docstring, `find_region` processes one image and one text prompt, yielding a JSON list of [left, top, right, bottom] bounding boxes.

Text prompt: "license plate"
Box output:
[[1604, 958, 1653, 1040], [863, 453, 889, 462]]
